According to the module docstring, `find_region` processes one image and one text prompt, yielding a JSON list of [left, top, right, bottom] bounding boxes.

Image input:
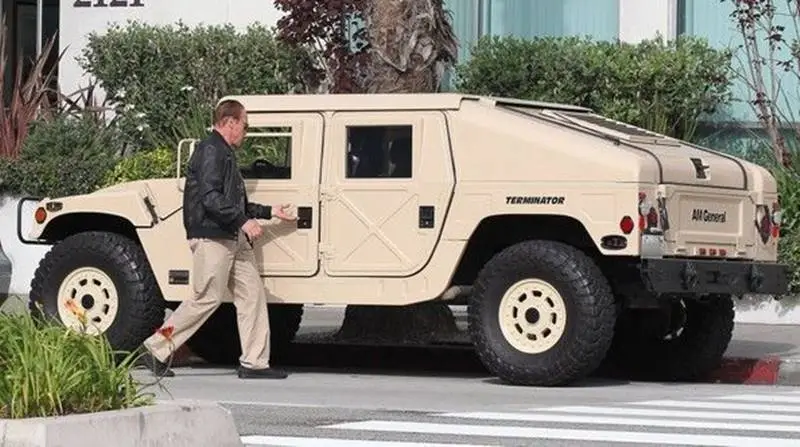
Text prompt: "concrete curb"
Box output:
[[0, 400, 243, 447], [709, 356, 800, 385], [0, 294, 26, 315]]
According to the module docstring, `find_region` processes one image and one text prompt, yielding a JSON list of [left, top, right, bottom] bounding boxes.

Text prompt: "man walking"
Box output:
[[138, 99, 295, 379]]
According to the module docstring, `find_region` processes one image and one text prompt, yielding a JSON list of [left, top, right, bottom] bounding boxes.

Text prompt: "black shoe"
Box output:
[[135, 349, 175, 377], [237, 366, 288, 379]]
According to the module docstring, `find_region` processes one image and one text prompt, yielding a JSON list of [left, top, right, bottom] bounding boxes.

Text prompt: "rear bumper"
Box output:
[[640, 257, 789, 295]]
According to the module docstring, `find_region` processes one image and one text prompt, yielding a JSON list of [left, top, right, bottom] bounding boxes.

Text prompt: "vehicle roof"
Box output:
[[217, 93, 592, 114]]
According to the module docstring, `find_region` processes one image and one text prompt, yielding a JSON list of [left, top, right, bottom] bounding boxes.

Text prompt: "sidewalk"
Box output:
[[713, 322, 800, 385], [726, 323, 800, 359]]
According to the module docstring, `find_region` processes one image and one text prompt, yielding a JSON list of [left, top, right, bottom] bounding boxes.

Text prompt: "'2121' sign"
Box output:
[[73, 0, 143, 6]]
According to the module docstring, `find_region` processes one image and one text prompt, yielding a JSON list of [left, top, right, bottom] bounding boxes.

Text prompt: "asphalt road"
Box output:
[[140, 366, 800, 446], [134, 305, 800, 446]]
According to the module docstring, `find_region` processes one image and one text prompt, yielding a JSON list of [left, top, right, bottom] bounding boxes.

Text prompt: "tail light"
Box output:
[[772, 201, 781, 238], [755, 201, 781, 243], [637, 192, 660, 232]]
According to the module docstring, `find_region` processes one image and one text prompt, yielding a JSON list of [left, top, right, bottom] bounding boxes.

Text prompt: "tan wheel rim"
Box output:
[[57, 267, 119, 335], [498, 278, 567, 354]]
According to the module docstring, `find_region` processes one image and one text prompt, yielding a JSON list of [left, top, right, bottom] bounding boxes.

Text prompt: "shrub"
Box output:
[[78, 21, 317, 149], [766, 147, 800, 296], [102, 146, 186, 187], [0, 311, 152, 419], [454, 34, 733, 141], [0, 115, 121, 198], [101, 127, 289, 187]]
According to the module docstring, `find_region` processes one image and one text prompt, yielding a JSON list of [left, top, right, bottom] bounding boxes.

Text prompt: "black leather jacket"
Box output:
[[182, 130, 272, 240]]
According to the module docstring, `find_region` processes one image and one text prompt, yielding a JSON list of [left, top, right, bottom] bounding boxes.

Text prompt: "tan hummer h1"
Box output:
[[17, 93, 789, 386]]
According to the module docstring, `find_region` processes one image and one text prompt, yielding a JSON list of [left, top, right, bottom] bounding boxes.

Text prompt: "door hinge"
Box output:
[[319, 243, 334, 258], [320, 187, 338, 201]]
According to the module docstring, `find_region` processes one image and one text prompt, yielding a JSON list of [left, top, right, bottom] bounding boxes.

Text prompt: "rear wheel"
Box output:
[[186, 302, 303, 365], [603, 295, 735, 382], [468, 240, 616, 386], [28, 231, 166, 353]]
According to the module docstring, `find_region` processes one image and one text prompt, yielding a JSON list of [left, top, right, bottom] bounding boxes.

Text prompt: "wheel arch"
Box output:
[[39, 212, 143, 245], [448, 213, 602, 288]]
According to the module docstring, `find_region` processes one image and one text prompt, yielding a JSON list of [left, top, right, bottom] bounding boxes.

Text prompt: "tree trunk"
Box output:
[[362, 0, 457, 93]]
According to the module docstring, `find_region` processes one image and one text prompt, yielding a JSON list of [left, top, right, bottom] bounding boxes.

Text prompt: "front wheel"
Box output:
[[468, 240, 616, 386], [28, 231, 166, 353]]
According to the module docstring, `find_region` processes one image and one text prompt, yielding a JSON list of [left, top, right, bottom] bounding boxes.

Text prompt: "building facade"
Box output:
[[4, 0, 284, 99], [5, 0, 783, 128]]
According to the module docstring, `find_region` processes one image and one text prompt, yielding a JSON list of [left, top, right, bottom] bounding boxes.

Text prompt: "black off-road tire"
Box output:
[[468, 240, 617, 386], [186, 302, 303, 365], [28, 231, 166, 354], [603, 295, 735, 382]]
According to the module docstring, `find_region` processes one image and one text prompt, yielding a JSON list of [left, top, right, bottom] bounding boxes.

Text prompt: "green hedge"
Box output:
[[0, 115, 122, 197], [100, 137, 288, 188], [78, 20, 316, 150], [454, 35, 733, 141], [101, 147, 184, 187]]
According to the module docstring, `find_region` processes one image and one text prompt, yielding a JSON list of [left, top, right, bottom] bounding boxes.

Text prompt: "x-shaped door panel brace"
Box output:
[[326, 189, 418, 270]]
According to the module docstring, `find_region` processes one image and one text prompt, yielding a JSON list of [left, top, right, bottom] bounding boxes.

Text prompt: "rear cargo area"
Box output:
[[532, 109, 780, 262]]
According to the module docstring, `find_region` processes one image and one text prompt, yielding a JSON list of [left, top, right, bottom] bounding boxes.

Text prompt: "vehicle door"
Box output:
[[320, 111, 455, 277], [239, 112, 324, 277]]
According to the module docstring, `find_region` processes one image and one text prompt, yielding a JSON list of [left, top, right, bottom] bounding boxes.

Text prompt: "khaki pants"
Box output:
[[143, 231, 271, 369]]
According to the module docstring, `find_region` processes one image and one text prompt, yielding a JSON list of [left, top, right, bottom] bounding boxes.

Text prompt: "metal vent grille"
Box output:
[[558, 111, 663, 139]]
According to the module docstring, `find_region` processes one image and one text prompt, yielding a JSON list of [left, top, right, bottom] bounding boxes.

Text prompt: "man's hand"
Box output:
[[274, 203, 297, 221], [241, 219, 263, 241]]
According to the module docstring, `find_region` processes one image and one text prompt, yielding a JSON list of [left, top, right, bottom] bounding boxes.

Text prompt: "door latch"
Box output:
[[419, 206, 435, 229]]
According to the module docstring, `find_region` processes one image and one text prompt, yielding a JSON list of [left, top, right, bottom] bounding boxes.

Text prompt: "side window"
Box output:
[[238, 126, 292, 179], [346, 125, 412, 179]]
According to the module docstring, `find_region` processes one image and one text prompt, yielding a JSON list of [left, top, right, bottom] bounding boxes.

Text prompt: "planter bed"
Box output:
[[0, 400, 243, 447]]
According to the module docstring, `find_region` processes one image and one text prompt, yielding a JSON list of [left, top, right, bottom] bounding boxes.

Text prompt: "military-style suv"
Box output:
[[17, 93, 789, 386]]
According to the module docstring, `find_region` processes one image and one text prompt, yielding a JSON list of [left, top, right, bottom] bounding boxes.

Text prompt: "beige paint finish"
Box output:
[[444, 102, 661, 185], [22, 93, 782, 305]]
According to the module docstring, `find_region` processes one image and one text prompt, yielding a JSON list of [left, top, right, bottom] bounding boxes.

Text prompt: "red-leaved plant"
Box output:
[[273, 0, 370, 93], [0, 16, 63, 160]]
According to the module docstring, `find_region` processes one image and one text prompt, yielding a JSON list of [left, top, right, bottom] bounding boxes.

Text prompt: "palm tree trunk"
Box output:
[[362, 0, 457, 93]]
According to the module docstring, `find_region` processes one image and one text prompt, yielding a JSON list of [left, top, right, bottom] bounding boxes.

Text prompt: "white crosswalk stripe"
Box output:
[[241, 436, 494, 446], [240, 392, 800, 446]]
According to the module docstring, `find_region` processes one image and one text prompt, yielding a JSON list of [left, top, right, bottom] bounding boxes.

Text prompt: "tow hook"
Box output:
[[749, 264, 764, 292], [681, 262, 698, 290]]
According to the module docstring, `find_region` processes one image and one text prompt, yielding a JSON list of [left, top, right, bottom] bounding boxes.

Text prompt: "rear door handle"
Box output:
[[419, 206, 434, 228]]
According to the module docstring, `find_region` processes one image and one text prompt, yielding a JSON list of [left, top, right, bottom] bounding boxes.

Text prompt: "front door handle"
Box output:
[[297, 206, 312, 229]]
